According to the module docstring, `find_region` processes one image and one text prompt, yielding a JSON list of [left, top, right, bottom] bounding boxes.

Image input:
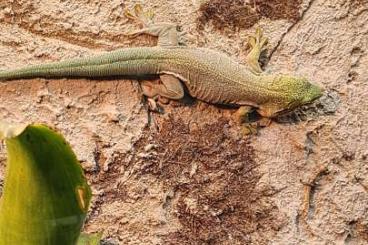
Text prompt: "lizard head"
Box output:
[[264, 75, 324, 116]]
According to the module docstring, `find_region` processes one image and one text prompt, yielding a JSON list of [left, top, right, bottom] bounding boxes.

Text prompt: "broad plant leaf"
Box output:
[[77, 232, 103, 245], [0, 122, 93, 245]]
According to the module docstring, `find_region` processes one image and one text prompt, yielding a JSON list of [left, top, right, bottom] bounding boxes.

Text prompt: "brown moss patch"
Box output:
[[356, 220, 368, 241], [126, 115, 284, 243], [85, 107, 286, 243], [197, 0, 302, 32], [351, 219, 368, 241]]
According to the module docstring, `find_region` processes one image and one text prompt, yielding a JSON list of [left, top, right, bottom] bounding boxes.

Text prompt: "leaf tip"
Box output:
[[0, 121, 29, 139]]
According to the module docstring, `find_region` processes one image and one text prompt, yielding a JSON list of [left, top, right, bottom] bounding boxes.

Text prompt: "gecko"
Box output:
[[0, 5, 324, 128]]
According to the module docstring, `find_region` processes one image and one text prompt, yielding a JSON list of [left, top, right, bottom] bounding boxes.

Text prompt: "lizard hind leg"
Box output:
[[158, 74, 185, 100], [124, 4, 180, 46], [246, 27, 268, 74], [140, 74, 184, 111]]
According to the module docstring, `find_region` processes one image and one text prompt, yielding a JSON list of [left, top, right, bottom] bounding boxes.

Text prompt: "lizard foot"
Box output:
[[235, 106, 272, 135], [147, 98, 164, 113], [240, 119, 271, 135], [140, 80, 169, 113], [241, 123, 258, 135], [124, 4, 154, 27], [235, 106, 257, 135], [246, 27, 268, 73], [248, 27, 268, 52], [234, 106, 255, 124], [123, 4, 181, 46]]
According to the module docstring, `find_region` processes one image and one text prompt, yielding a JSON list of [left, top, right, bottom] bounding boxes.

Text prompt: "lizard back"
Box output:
[[0, 46, 276, 106]]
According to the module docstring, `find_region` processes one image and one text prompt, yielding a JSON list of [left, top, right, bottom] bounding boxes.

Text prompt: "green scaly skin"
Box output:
[[0, 46, 323, 117]]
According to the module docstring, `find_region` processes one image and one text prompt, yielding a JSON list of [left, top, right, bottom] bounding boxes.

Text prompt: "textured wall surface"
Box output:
[[0, 0, 367, 244]]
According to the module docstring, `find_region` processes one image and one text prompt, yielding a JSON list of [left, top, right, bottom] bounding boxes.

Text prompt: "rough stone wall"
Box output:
[[0, 0, 367, 244]]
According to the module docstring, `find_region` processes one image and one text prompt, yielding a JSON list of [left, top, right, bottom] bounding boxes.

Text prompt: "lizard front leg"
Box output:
[[246, 27, 268, 74]]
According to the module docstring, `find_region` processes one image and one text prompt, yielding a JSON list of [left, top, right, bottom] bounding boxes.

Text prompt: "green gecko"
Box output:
[[0, 5, 323, 127]]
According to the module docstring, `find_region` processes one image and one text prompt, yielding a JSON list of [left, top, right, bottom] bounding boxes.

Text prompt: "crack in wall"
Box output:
[[268, 0, 316, 63]]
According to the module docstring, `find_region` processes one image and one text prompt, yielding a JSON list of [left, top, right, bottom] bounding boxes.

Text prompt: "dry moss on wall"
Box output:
[[197, 0, 302, 31]]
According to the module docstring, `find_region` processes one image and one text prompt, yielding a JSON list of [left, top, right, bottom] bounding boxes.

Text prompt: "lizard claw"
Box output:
[[245, 27, 269, 73], [124, 4, 155, 27], [240, 120, 271, 136], [248, 27, 268, 51], [134, 4, 155, 21], [178, 31, 189, 46], [147, 98, 164, 113], [241, 123, 259, 136], [235, 105, 271, 136]]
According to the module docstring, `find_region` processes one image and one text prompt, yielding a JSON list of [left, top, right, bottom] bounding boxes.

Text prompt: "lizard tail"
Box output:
[[0, 47, 161, 81], [0, 57, 129, 81], [0, 61, 129, 81]]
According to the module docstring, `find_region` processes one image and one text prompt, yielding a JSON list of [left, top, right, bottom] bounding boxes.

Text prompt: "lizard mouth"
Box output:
[[275, 90, 339, 123], [302, 83, 325, 105], [273, 87, 325, 118]]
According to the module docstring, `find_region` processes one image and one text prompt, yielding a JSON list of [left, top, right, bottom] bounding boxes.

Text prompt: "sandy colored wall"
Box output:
[[0, 0, 367, 244]]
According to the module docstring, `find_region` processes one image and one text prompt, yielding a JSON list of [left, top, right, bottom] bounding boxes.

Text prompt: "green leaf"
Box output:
[[77, 232, 103, 245], [0, 122, 92, 245]]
